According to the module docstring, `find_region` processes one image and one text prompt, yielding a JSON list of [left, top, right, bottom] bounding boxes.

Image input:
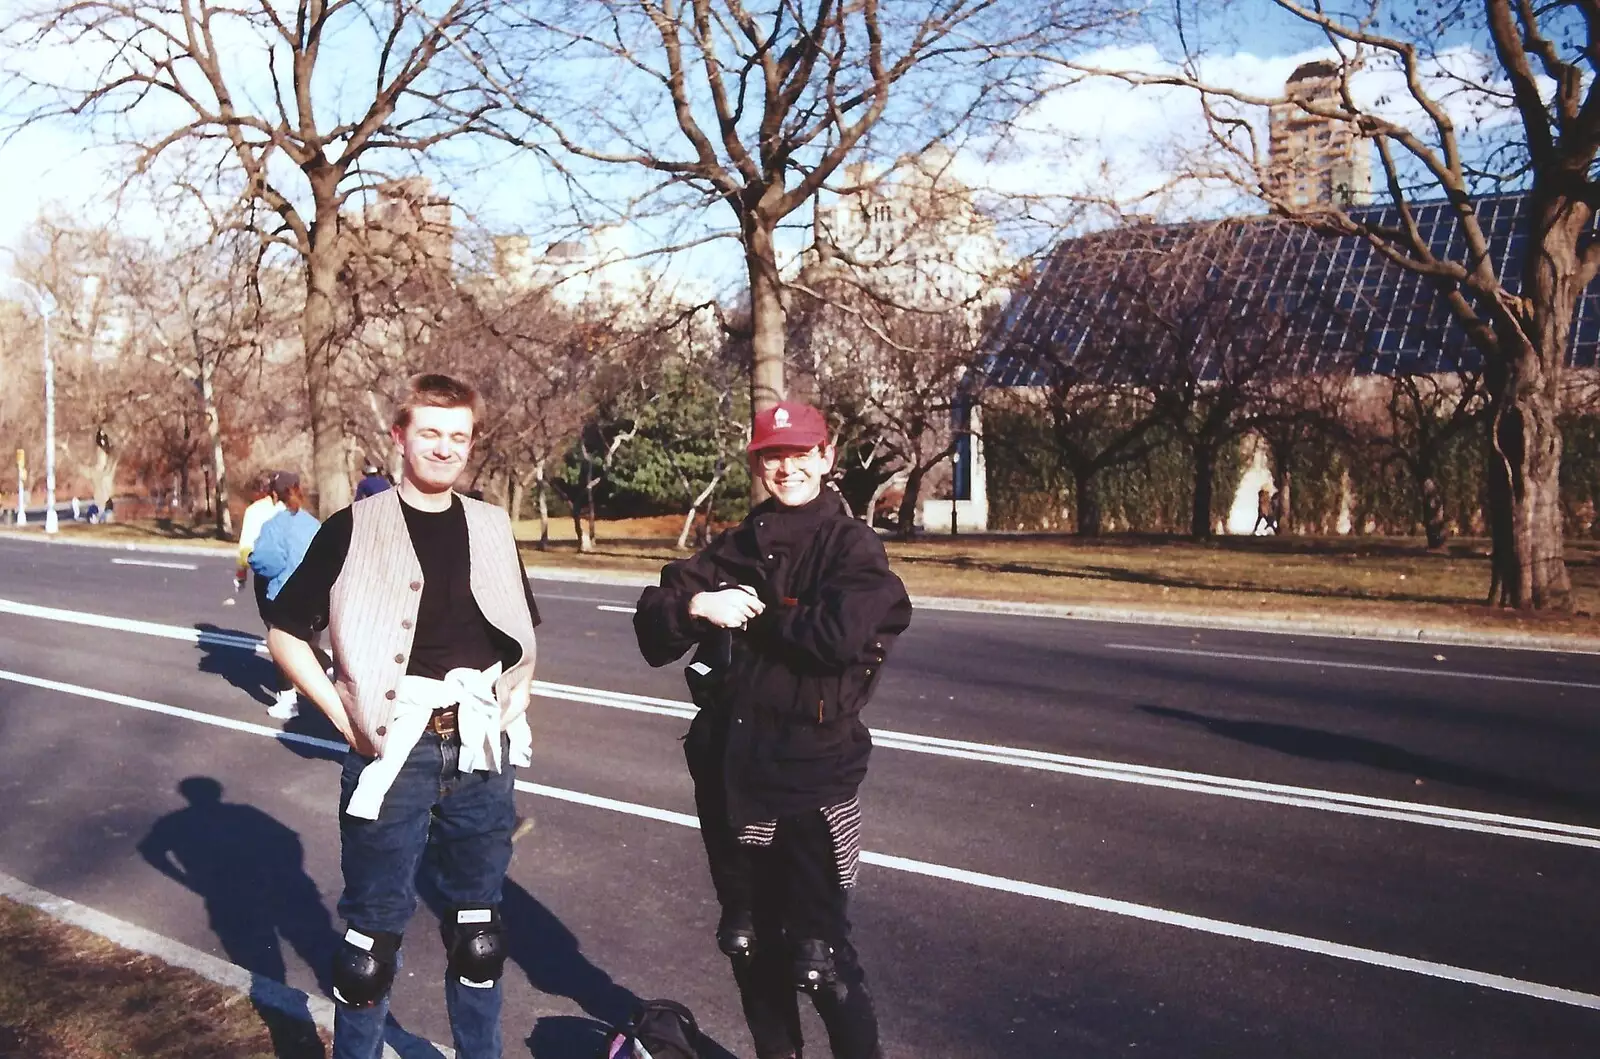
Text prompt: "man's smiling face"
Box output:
[[393, 404, 475, 495]]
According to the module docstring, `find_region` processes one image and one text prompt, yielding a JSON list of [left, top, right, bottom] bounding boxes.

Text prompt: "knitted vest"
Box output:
[[328, 489, 538, 754]]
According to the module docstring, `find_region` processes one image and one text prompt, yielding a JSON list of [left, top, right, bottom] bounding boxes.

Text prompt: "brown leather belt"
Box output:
[[427, 704, 460, 739]]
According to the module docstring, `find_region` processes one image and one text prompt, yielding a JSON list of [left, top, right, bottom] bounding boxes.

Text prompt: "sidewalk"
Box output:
[[4, 526, 1597, 652]]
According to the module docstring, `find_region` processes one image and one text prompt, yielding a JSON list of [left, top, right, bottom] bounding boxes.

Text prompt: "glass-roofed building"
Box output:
[[951, 191, 1600, 531], [985, 191, 1600, 389]]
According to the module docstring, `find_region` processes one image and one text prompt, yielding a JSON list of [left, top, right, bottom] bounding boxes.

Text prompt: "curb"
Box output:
[[0, 529, 233, 559], [0, 871, 454, 1059], [5, 528, 1598, 652], [907, 595, 1600, 654]]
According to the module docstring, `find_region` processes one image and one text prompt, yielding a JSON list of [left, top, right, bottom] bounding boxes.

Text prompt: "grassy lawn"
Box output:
[[0, 897, 325, 1059], [10, 515, 1600, 638], [511, 517, 1600, 637]]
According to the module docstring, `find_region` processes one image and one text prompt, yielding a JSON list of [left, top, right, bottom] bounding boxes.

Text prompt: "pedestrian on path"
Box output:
[[250, 473, 321, 719], [1252, 486, 1273, 535], [354, 461, 392, 501], [236, 473, 285, 603], [266, 372, 541, 1059], [633, 400, 913, 1059]]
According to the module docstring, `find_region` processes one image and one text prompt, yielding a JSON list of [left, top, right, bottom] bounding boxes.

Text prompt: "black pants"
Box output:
[[691, 763, 880, 1059]]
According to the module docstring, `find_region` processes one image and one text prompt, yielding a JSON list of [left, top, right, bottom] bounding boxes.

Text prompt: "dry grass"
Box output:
[[515, 526, 1600, 639], [0, 897, 326, 1059], [10, 515, 1600, 639]]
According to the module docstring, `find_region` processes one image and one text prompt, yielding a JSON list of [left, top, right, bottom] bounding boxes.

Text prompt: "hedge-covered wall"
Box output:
[[985, 405, 1244, 534], [987, 403, 1600, 538]]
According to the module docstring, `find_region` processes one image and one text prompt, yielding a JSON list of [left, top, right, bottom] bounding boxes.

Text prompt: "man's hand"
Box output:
[[336, 718, 378, 758], [688, 586, 765, 629], [266, 627, 372, 754]]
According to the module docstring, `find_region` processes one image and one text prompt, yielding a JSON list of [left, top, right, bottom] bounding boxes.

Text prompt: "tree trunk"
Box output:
[[507, 470, 524, 522], [1416, 451, 1447, 549], [1190, 441, 1216, 540], [1480, 198, 1575, 609], [1073, 465, 1102, 537], [1267, 438, 1295, 536], [1278, 472, 1293, 536], [567, 491, 586, 551], [583, 474, 598, 554], [302, 203, 352, 516], [90, 433, 118, 509], [745, 217, 786, 505], [677, 472, 725, 550], [534, 459, 551, 551], [895, 465, 930, 541], [1484, 374, 1569, 607], [866, 474, 898, 529], [201, 367, 232, 536]]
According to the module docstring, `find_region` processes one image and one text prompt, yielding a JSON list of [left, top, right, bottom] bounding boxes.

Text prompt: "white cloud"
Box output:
[[964, 41, 1529, 226]]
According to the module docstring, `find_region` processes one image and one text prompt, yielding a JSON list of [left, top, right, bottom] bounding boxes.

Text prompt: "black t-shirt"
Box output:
[[269, 495, 541, 679]]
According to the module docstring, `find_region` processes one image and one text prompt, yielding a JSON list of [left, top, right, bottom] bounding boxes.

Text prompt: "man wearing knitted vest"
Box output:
[[267, 373, 541, 1059]]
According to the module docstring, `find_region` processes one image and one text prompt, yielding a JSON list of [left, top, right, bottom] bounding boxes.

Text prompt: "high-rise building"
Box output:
[[1267, 60, 1372, 209]]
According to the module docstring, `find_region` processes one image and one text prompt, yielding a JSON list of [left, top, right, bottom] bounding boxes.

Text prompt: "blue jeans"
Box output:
[[334, 733, 516, 1059]]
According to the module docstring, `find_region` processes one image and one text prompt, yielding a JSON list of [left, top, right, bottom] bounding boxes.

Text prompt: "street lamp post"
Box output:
[[41, 296, 57, 533], [4, 279, 58, 533]]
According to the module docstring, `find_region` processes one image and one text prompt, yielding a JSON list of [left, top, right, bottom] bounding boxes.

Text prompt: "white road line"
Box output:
[[4, 596, 1599, 849], [110, 558, 199, 571], [3, 665, 1597, 1014], [1106, 642, 1600, 691], [596, 604, 637, 614]]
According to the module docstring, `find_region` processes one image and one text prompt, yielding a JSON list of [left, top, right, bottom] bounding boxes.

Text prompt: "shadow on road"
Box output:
[[278, 709, 349, 761], [421, 876, 738, 1059], [195, 622, 277, 706], [138, 776, 339, 1057], [1139, 704, 1599, 812]]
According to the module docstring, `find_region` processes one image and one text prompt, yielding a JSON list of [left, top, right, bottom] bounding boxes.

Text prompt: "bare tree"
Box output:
[[483, 0, 1115, 481], [790, 273, 987, 537], [6, 0, 532, 512], [1085, 2, 1600, 606], [11, 219, 160, 513], [116, 224, 278, 535], [1344, 371, 1486, 548], [1115, 220, 1358, 539]]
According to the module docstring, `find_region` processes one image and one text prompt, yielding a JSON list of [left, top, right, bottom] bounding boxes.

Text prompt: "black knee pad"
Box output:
[[716, 909, 756, 962], [332, 926, 401, 1009], [792, 937, 838, 994], [440, 905, 506, 989]]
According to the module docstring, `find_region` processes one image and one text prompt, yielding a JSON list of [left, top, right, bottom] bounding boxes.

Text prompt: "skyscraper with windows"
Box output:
[[1267, 60, 1372, 209]]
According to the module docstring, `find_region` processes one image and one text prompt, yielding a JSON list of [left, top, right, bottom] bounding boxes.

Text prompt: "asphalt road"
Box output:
[[0, 533, 1596, 1058]]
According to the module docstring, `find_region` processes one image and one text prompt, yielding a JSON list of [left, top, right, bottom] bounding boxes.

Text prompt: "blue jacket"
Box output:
[[354, 474, 391, 500], [249, 508, 322, 600]]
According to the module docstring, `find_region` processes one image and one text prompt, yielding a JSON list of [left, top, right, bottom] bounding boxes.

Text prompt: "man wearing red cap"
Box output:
[[634, 400, 913, 1059]]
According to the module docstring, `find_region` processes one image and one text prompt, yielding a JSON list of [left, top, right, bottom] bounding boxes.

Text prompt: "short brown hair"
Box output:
[[392, 373, 484, 437]]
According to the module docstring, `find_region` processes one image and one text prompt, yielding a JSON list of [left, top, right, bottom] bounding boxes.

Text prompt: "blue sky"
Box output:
[[0, 3, 1431, 289]]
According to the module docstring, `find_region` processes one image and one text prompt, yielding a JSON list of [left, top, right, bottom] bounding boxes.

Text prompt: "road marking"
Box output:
[[110, 558, 199, 571], [534, 592, 636, 605], [3, 596, 1598, 849], [3, 664, 1598, 1013], [1105, 642, 1600, 691], [596, 605, 637, 614]]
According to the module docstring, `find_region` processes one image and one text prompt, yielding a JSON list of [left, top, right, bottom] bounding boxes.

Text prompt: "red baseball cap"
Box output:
[[747, 401, 829, 453]]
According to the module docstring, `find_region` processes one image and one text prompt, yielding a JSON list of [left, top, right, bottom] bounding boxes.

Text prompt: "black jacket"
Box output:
[[634, 490, 913, 826]]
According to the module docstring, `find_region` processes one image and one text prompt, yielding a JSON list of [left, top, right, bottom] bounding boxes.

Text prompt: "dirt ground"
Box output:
[[0, 897, 326, 1059]]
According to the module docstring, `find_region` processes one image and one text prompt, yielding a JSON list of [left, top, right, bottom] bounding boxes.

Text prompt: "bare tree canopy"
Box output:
[[4, 0, 536, 511], [1067, 0, 1600, 608], [480, 0, 1121, 479]]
